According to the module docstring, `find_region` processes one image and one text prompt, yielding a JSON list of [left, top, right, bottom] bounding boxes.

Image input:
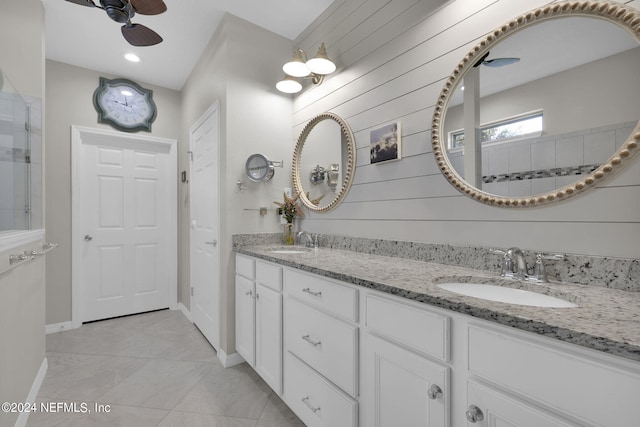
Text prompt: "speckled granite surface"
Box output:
[[235, 240, 640, 363], [233, 233, 640, 291]]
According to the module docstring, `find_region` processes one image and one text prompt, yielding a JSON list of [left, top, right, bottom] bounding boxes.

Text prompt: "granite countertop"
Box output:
[[236, 244, 640, 363]]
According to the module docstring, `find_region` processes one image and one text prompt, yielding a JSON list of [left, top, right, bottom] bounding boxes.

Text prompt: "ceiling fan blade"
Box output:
[[483, 57, 520, 67], [65, 0, 96, 7], [121, 23, 163, 46], [130, 0, 167, 15]]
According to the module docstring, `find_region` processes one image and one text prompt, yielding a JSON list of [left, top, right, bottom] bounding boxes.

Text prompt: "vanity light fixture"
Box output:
[[277, 43, 336, 94]]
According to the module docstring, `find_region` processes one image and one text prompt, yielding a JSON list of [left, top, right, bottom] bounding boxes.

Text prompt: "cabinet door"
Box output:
[[256, 283, 282, 395], [466, 380, 577, 427], [364, 333, 449, 427], [235, 274, 255, 367]]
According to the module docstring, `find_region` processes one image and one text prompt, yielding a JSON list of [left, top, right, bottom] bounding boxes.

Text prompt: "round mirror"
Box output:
[[245, 153, 275, 182], [293, 112, 356, 212], [432, 1, 640, 207]]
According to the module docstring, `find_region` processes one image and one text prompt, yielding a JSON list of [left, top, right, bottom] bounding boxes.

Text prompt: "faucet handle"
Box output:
[[490, 248, 512, 277], [529, 253, 564, 283], [531, 253, 548, 283], [539, 253, 565, 261]]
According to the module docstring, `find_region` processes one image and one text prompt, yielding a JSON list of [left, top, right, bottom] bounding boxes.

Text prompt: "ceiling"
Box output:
[[42, 0, 335, 91], [448, 16, 639, 106]]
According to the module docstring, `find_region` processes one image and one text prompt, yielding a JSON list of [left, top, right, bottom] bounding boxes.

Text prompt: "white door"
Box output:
[[72, 126, 177, 324], [189, 101, 220, 350]]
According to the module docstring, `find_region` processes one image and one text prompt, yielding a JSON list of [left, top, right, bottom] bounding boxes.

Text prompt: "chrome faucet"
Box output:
[[491, 248, 565, 283], [492, 247, 528, 280], [296, 231, 313, 247], [506, 247, 528, 280]]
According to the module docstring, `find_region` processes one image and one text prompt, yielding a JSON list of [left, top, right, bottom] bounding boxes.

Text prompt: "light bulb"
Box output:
[[276, 76, 302, 94], [283, 49, 310, 78]]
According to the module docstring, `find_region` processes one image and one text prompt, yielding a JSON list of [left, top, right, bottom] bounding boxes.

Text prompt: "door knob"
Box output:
[[466, 405, 484, 423], [427, 384, 443, 400], [84, 234, 93, 241]]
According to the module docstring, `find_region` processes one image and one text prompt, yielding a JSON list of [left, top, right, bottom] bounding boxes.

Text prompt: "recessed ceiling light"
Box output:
[[124, 53, 140, 63]]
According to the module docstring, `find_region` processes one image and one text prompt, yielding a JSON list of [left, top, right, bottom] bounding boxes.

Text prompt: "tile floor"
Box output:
[[28, 309, 305, 426]]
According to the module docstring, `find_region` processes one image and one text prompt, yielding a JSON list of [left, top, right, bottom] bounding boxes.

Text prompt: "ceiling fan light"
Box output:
[[276, 75, 302, 94], [283, 49, 311, 77], [306, 43, 336, 75], [124, 52, 140, 62]]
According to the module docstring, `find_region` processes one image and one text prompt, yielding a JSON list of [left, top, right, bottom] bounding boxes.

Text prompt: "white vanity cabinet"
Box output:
[[283, 268, 359, 427], [234, 254, 283, 394], [464, 324, 640, 427], [235, 252, 640, 427], [363, 293, 451, 427]]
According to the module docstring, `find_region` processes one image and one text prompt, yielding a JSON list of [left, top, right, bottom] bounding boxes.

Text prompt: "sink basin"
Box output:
[[437, 282, 578, 308], [269, 247, 312, 254]]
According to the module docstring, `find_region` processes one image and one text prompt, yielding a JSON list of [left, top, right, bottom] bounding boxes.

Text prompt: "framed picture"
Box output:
[[370, 122, 401, 164]]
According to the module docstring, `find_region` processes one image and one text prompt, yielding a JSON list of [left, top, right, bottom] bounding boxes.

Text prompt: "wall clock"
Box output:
[[93, 77, 157, 132]]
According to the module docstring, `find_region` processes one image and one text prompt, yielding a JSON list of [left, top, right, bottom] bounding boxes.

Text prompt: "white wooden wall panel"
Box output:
[[292, 0, 640, 259]]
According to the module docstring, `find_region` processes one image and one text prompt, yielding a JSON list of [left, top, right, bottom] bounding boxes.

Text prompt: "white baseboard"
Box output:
[[178, 302, 192, 322], [45, 321, 76, 335], [218, 349, 245, 368], [15, 357, 48, 427]]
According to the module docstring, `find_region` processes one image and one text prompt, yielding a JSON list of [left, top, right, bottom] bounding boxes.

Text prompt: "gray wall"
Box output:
[[180, 14, 293, 354], [44, 61, 182, 325], [0, 1, 46, 425], [291, 0, 640, 259]]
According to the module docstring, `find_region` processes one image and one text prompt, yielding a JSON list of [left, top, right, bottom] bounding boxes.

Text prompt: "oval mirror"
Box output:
[[293, 112, 356, 212], [432, 1, 640, 207]]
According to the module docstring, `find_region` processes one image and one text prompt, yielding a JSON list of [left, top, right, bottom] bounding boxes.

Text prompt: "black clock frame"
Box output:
[[93, 77, 157, 133]]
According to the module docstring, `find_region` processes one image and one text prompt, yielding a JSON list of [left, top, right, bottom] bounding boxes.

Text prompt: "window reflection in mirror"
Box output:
[[440, 15, 640, 200]]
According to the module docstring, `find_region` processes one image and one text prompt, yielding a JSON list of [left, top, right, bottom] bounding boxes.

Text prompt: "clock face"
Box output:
[[93, 77, 157, 132]]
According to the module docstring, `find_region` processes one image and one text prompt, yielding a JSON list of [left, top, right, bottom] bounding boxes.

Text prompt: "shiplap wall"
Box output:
[[291, 0, 640, 259]]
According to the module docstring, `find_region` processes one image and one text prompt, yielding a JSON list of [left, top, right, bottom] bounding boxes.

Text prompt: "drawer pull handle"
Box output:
[[302, 287, 322, 297], [302, 396, 321, 413], [302, 335, 321, 347], [466, 405, 484, 423], [427, 384, 442, 400]]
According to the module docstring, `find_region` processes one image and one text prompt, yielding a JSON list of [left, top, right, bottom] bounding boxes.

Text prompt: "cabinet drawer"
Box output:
[[256, 260, 283, 292], [286, 298, 358, 397], [366, 294, 449, 361], [468, 325, 640, 426], [285, 269, 357, 322], [285, 352, 358, 427], [236, 254, 255, 280]]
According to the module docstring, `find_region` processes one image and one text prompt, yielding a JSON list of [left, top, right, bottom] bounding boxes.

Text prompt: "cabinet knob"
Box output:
[[427, 384, 443, 400], [84, 234, 93, 241], [466, 405, 484, 423]]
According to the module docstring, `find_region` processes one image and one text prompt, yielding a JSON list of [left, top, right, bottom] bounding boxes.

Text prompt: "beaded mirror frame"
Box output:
[[431, 1, 640, 207]]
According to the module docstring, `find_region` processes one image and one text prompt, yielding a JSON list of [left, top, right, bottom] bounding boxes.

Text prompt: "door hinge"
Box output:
[[191, 287, 194, 297]]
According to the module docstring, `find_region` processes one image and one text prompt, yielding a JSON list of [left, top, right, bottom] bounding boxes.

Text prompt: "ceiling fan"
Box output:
[[65, 0, 167, 46], [474, 51, 520, 68]]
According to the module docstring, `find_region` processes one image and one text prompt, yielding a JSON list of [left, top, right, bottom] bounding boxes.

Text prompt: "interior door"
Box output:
[[189, 101, 220, 350], [73, 126, 177, 323]]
